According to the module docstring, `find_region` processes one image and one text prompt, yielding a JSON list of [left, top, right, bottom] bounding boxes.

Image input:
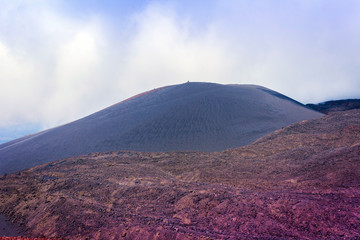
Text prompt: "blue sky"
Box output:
[[1, 0, 360, 143]]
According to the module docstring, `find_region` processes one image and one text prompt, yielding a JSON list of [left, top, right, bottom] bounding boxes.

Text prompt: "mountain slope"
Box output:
[[0, 82, 323, 174], [0, 110, 359, 239], [307, 99, 360, 113]]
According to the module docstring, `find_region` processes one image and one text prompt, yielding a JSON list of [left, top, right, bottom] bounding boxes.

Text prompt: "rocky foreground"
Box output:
[[0, 238, 59, 240], [1, 110, 360, 239]]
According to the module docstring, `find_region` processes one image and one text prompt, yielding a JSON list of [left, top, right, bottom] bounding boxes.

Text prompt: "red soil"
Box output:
[[0, 238, 60, 240], [0, 110, 359, 239]]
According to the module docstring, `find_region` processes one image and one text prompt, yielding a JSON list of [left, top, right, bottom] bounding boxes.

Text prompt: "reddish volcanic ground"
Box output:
[[1, 110, 360, 239], [0, 238, 59, 240]]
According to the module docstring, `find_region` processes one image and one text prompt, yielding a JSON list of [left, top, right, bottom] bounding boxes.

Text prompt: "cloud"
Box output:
[[0, 0, 360, 133], [210, 0, 360, 102], [42, 23, 106, 126], [0, 1, 114, 128], [0, 41, 40, 126], [116, 3, 232, 94], [115, 0, 360, 104]]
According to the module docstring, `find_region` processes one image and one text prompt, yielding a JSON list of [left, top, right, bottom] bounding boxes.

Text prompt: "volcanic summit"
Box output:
[[0, 82, 323, 174]]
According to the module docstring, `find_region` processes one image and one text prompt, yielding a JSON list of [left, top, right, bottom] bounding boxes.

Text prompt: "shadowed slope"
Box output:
[[0, 82, 323, 174], [0, 110, 359, 239], [307, 99, 360, 113]]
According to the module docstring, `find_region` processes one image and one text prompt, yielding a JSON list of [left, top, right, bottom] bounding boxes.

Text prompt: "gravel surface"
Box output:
[[0, 214, 25, 237], [1, 110, 359, 239]]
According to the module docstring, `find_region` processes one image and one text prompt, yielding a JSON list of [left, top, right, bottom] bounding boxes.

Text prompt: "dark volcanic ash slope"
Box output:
[[0, 82, 323, 174], [0, 110, 359, 239], [307, 99, 360, 114]]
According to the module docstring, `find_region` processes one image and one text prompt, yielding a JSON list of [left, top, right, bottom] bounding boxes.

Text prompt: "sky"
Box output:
[[1, 0, 360, 143]]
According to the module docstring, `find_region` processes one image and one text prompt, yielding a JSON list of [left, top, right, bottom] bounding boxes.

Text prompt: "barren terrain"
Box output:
[[307, 99, 360, 113], [0, 82, 322, 174], [1, 110, 359, 239]]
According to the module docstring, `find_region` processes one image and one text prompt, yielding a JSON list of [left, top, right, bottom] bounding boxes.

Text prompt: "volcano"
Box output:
[[1, 110, 359, 239], [0, 82, 323, 174]]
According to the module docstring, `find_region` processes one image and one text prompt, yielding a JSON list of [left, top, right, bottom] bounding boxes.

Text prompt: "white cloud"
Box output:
[[0, 1, 115, 128], [0, 41, 41, 126], [0, 0, 360, 133], [42, 24, 104, 126], [209, 0, 360, 103], [115, 3, 232, 95]]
